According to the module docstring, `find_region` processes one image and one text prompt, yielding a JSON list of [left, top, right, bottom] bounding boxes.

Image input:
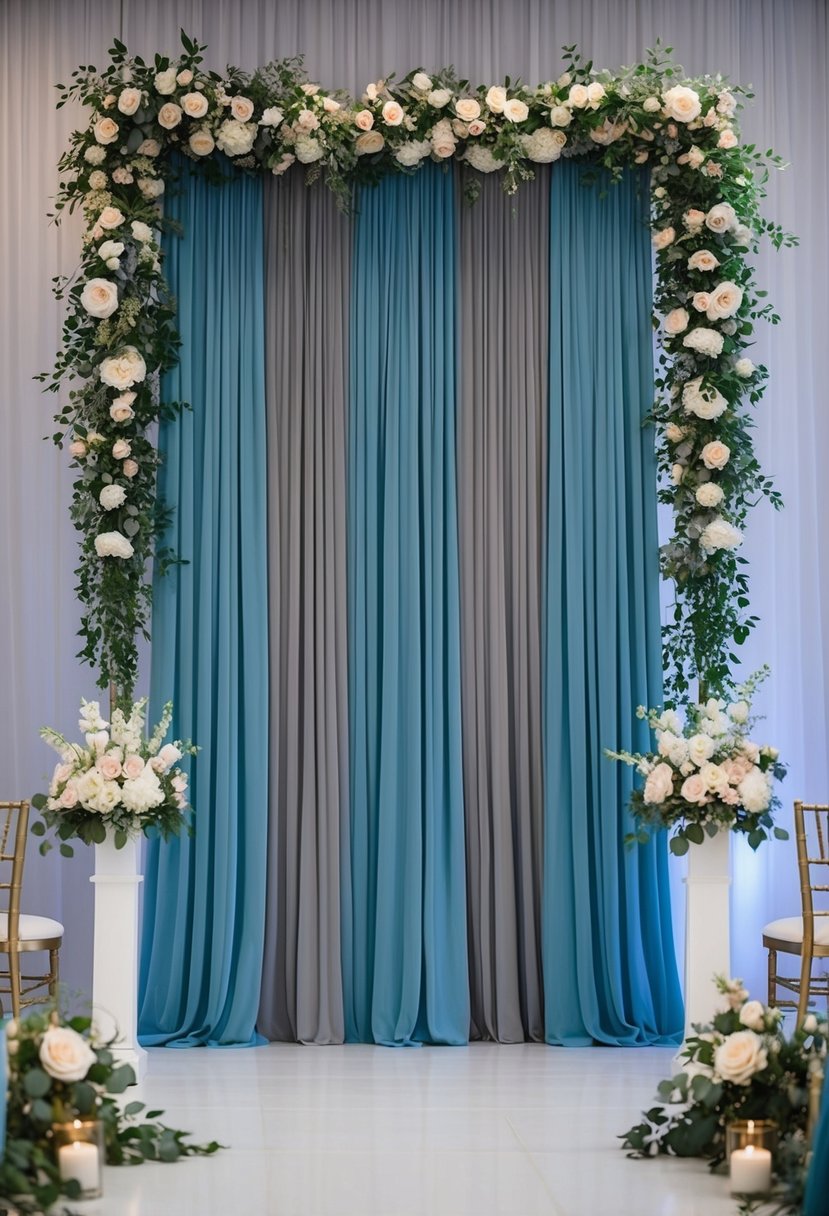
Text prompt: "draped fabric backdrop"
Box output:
[[2, 0, 828, 1014], [139, 162, 268, 1047]]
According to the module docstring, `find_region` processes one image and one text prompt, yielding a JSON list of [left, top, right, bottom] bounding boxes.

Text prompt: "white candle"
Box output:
[[730, 1144, 772, 1194], [58, 1139, 101, 1193]]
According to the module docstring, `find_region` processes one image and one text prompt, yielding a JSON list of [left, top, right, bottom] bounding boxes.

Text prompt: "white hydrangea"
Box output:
[[464, 143, 501, 173], [738, 767, 771, 813], [520, 127, 567, 162], [700, 517, 743, 552]]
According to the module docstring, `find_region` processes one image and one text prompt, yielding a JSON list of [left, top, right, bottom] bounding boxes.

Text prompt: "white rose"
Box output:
[[94, 116, 119, 145], [503, 97, 529, 123], [80, 278, 119, 319], [687, 733, 716, 767], [700, 441, 731, 470], [412, 72, 433, 93], [117, 87, 141, 116], [322, 96, 340, 113], [657, 710, 681, 732], [486, 85, 507, 113], [157, 102, 182, 129], [157, 743, 183, 770], [706, 203, 738, 234], [189, 129, 215, 157], [455, 98, 481, 122], [295, 136, 324, 163], [177, 69, 193, 86], [182, 91, 209, 119], [643, 96, 661, 113], [735, 357, 755, 378], [260, 107, 284, 128], [138, 176, 165, 199], [431, 118, 457, 159], [733, 224, 752, 248], [700, 761, 728, 793], [521, 128, 566, 163], [695, 482, 724, 508], [728, 701, 749, 724], [154, 68, 177, 95], [464, 143, 500, 173], [683, 327, 724, 358], [586, 81, 606, 107], [663, 84, 701, 123], [568, 83, 589, 109], [652, 227, 675, 251], [707, 281, 743, 320], [738, 1000, 766, 1031], [700, 517, 743, 552], [216, 119, 256, 157], [355, 130, 385, 156], [382, 100, 404, 126], [131, 220, 153, 243], [714, 1030, 768, 1085], [549, 104, 572, 127], [39, 1026, 97, 1082], [94, 530, 134, 559], [682, 376, 727, 420], [428, 89, 452, 108], [230, 95, 255, 122], [664, 308, 689, 336], [99, 484, 127, 510], [738, 767, 771, 813], [644, 762, 674, 804], [668, 737, 690, 767], [295, 107, 320, 133], [98, 206, 125, 230], [100, 345, 146, 390], [138, 138, 161, 156]]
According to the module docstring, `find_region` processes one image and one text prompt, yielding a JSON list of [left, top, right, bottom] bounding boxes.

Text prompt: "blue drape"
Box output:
[[805, 1081, 829, 1216], [344, 165, 470, 1045], [543, 164, 684, 1046], [139, 161, 268, 1047]]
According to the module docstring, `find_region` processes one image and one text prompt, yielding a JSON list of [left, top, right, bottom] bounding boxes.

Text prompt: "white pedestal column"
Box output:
[[90, 837, 148, 1082], [683, 829, 732, 1040]]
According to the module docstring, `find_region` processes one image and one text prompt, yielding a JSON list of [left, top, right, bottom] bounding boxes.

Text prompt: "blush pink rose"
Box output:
[[681, 773, 708, 803], [123, 459, 139, 478], [59, 784, 79, 808], [98, 754, 122, 780], [122, 754, 145, 780]]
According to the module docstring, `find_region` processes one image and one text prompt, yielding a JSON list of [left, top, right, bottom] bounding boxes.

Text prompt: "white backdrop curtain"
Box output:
[[1, 0, 826, 1002]]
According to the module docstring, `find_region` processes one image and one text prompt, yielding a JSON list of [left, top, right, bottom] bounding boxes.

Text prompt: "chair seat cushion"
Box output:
[[0, 912, 64, 943], [763, 916, 829, 946]]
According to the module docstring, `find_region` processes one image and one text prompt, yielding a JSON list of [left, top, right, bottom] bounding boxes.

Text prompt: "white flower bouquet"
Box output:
[[606, 668, 787, 854], [32, 698, 195, 852]]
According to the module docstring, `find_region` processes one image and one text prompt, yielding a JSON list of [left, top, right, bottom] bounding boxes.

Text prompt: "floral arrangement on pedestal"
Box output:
[[606, 668, 787, 854], [43, 32, 793, 711], [622, 977, 825, 1213], [32, 697, 194, 852], [0, 1009, 219, 1213]]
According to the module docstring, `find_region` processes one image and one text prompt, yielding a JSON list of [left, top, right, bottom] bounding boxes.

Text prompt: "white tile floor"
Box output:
[[84, 1043, 737, 1216]]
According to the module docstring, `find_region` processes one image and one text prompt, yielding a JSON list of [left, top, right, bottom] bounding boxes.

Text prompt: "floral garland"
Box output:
[[622, 976, 824, 1213], [44, 33, 793, 703]]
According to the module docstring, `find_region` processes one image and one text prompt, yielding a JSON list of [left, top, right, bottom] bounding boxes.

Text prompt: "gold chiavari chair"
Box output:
[[0, 800, 64, 1017], [763, 801, 829, 1028]]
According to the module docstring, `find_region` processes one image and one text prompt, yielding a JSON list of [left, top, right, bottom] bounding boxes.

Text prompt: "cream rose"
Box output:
[[80, 278, 119, 319], [692, 292, 712, 313], [354, 109, 374, 131], [568, 83, 589, 109], [295, 108, 320, 133], [69, 439, 87, 459], [695, 482, 724, 508], [131, 220, 153, 243], [643, 96, 661, 113], [486, 85, 507, 113], [652, 227, 676, 251], [323, 96, 341, 113], [663, 308, 689, 336], [644, 762, 674, 804], [110, 398, 135, 423], [706, 202, 738, 233], [688, 250, 720, 272], [707, 281, 743, 320], [717, 90, 737, 117], [100, 346, 146, 390], [123, 459, 139, 478], [717, 128, 738, 150], [260, 107, 284, 128], [714, 1031, 768, 1085], [230, 95, 255, 123], [355, 130, 385, 156], [112, 439, 131, 460], [117, 87, 142, 116], [700, 441, 731, 470], [549, 104, 572, 127], [586, 81, 606, 108], [412, 72, 433, 93], [39, 1026, 97, 1082], [98, 206, 125, 230], [154, 68, 177, 94], [95, 531, 134, 559], [381, 100, 404, 126], [189, 129, 215, 157], [138, 138, 161, 156], [662, 84, 701, 123], [687, 733, 716, 767], [182, 91, 209, 119], [665, 422, 685, 443], [455, 98, 481, 122], [94, 116, 119, 145], [158, 102, 182, 129], [428, 89, 452, 108], [680, 773, 708, 803], [738, 1000, 766, 1031], [431, 119, 457, 159], [503, 97, 529, 122], [177, 69, 193, 86], [683, 209, 706, 231], [467, 119, 486, 136]]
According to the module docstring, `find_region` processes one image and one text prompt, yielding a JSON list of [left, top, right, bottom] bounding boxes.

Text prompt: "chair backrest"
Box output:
[[795, 801, 829, 948], [0, 801, 29, 944]]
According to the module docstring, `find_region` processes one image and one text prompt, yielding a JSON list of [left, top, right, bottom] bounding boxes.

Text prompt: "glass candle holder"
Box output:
[[725, 1118, 778, 1161], [53, 1118, 105, 1199]]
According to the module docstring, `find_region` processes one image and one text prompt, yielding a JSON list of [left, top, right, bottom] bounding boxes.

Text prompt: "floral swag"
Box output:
[[44, 33, 794, 842]]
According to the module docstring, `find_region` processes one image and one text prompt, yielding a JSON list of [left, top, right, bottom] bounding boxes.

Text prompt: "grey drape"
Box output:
[[457, 171, 549, 1042], [258, 174, 350, 1044]]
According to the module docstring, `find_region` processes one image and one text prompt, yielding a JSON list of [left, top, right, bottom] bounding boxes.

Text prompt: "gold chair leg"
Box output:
[[9, 950, 21, 1019], [49, 948, 60, 1002], [767, 948, 777, 1008], [796, 948, 812, 1030]]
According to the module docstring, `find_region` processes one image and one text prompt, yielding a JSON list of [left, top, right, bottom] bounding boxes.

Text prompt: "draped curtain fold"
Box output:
[[542, 163, 683, 1046], [139, 161, 269, 1047], [257, 174, 351, 1045], [344, 165, 470, 1046], [457, 171, 548, 1043]]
